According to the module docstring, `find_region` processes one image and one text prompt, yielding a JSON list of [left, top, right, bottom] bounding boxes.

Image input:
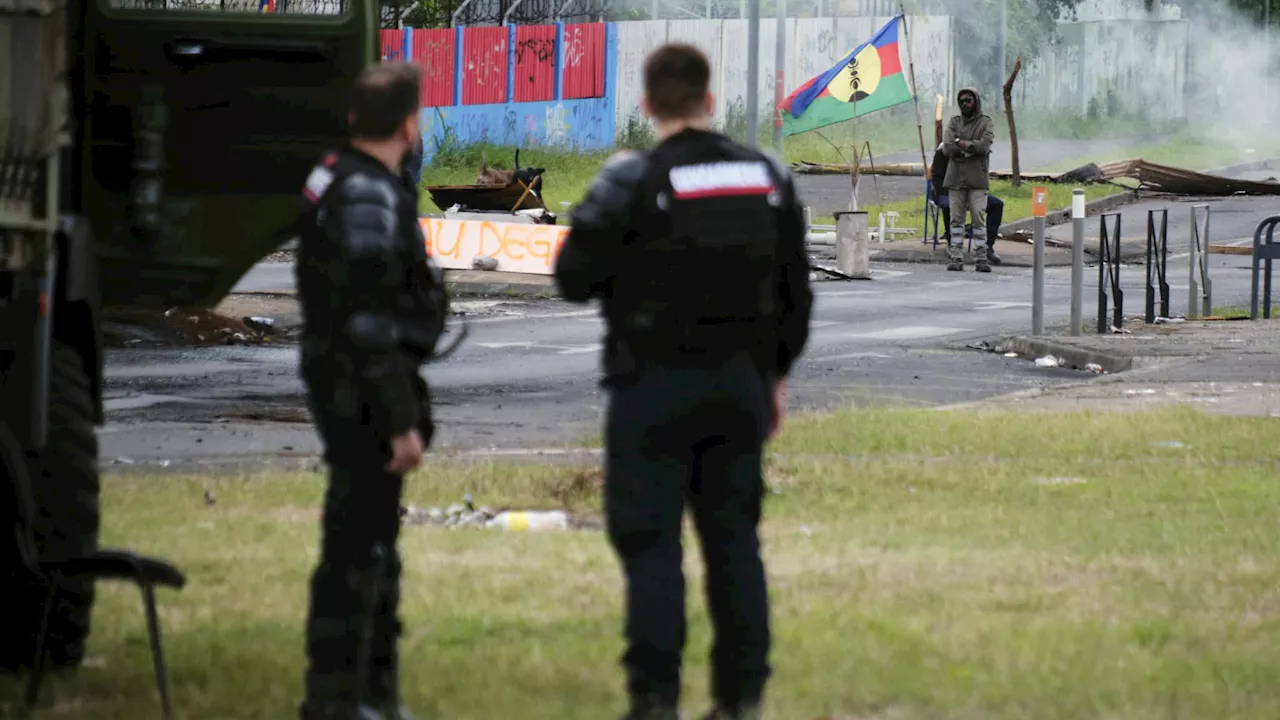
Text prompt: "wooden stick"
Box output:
[[1002, 55, 1024, 188], [898, 6, 929, 176]]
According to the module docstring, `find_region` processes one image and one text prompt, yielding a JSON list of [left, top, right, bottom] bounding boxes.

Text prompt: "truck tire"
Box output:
[[24, 341, 102, 671]]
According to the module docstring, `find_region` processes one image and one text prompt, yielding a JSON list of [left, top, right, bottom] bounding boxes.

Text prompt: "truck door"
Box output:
[[79, 0, 379, 309]]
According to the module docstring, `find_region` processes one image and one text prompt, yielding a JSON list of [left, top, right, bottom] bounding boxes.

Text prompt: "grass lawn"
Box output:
[[19, 405, 1280, 719]]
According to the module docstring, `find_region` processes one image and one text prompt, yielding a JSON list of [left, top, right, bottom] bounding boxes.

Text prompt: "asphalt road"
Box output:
[[99, 193, 1278, 473]]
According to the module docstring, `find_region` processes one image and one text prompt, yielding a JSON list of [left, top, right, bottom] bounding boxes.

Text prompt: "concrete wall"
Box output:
[[1016, 18, 1189, 121], [613, 15, 955, 137]]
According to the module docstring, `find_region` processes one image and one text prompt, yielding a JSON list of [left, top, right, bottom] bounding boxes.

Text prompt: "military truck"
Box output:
[[1, 0, 377, 673]]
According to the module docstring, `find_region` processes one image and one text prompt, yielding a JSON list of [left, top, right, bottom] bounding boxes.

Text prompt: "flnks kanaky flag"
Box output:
[[779, 14, 913, 137]]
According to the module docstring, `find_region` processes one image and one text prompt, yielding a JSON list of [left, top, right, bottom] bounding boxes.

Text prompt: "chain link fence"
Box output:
[[106, 0, 346, 14]]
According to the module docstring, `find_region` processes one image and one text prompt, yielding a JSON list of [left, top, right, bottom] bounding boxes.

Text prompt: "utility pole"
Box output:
[[773, 0, 786, 154], [746, 0, 760, 147]]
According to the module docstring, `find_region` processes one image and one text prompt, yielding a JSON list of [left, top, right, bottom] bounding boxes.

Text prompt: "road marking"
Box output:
[[553, 344, 602, 354], [464, 309, 598, 325], [475, 342, 538, 349], [974, 301, 1032, 311], [807, 352, 894, 362], [870, 269, 911, 278], [818, 289, 883, 296], [843, 325, 969, 340], [475, 341, 601, 355]]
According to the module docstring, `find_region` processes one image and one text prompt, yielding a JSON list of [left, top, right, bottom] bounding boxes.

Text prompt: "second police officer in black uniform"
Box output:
[[294, 63, 448, 720], [554, 43, 814, 720]]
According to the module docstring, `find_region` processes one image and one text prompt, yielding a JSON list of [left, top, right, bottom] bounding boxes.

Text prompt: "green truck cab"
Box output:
[[1, 0, 377, 674]]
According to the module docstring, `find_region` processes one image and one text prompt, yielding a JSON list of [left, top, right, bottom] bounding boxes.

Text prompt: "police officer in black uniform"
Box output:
[[553, 43, 814, 720], [294, 63, 447, 720]]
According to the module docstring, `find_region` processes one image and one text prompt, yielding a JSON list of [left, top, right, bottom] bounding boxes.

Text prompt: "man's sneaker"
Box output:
[[700, 704, 762, 720], [379, 705, 419, 720], [299, 701, 386, 720], [622, 695, 681, 720], [975, 260, 991, 273]]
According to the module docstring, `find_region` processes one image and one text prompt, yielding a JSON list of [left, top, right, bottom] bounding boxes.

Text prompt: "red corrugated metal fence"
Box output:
[[413, 28, 456, 108], [561, 23, 605, 100], [380, 29, 405, 63], [461, 26, 509, 105], [513, 25, 557, 103]]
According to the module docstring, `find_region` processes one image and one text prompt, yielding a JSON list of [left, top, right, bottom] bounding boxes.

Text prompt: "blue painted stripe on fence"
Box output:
[[453, 26, 464, 107], [506, 24, 517, 103], [603, 22, 619, 145], [553, 23, 565, 102]]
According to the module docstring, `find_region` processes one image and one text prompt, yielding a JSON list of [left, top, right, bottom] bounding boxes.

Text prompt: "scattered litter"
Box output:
[[1253, 382, 1265, 387], [1125, 389, 1158, 395], [113, 456, 135, 465], [1034, 355, 1062, 368], [1153, 316, 1185, 324], [1036, 477, 1087, 486], [800, 526, 814, 537], [1084, 363, 1105, 373], [401, 498, 591, 532], [1109, 325, 1132, 334], [1003, 352, 1018, 358], [243, 316, 276, 332], [486, 510, 569, 531], [1150, 440, 1187, 449]]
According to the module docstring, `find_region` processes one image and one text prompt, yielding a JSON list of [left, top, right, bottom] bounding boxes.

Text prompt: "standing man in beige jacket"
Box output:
[[942, 87, 996, 273]]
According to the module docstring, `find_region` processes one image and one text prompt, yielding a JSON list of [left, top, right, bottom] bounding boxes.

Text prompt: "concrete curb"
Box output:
[[444, 270, 558, 298], [868, 246, 1075, 268], [1000, 189, 1139, 236], [989, 335, 1176, 375]]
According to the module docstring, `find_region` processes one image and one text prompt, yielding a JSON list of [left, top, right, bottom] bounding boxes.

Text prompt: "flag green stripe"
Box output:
[[781, 73, 914, 137]]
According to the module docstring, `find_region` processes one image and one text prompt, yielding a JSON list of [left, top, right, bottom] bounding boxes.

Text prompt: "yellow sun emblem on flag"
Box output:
[[825, 43, 883, 103]]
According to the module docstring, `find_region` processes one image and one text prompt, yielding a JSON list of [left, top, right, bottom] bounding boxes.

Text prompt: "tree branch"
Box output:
[[1002, 55, 1024, 188]]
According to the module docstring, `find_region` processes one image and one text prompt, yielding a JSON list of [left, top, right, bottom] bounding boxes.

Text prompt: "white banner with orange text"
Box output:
[[420, 217, 569, 275]]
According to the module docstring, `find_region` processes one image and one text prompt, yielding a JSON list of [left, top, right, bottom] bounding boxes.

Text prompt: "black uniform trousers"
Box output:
[[301, 403, 406, 712], [604, 350, 774, 710]]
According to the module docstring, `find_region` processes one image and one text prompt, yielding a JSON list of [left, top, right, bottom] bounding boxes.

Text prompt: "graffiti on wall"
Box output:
[[419, 99, 614, 163]]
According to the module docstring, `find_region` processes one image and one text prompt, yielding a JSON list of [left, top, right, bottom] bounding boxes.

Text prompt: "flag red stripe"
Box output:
[[877, 41, 902, 77]]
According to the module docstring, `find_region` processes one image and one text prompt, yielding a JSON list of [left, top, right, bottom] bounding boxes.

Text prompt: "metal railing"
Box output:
[[1249, 215, 1280, 320], [1144, 208, 1170, 324], [1188, 203, 1213, 319], [1097, 212, 1123, 333]]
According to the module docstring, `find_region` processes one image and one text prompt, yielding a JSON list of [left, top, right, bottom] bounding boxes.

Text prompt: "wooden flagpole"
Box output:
[[899, 4, 930, 175]]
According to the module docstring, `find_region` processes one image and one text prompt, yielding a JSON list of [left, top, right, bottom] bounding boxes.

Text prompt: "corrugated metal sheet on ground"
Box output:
[[513, 24, 556, 103], [413, 28, 456, 108], [562, 22, 606, 99], [461, 26, 508, 105], [380, 29, 405, 62]]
